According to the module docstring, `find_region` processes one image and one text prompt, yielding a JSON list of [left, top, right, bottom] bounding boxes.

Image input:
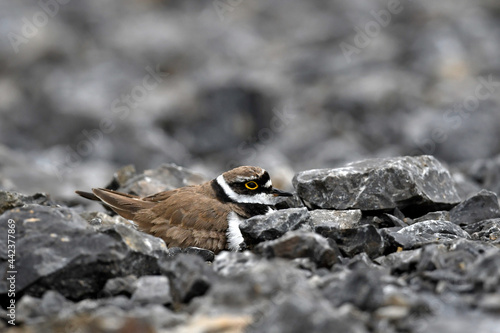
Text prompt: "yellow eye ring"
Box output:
[[245, 181, 259, 190]]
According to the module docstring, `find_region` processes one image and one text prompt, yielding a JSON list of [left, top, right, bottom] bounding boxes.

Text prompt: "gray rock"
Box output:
[[309, 209, 362, 229], [462, 219, 500, 245], [414, 211, 451, 223], [316, 224, 385, 258], [293, 155, 460, 211], [158, 254, 216, 304], [102, 275, 138, 297], [459, 155, 500, 198], [240, 208, 310, 246], [0, 198, 169, 302], [321, 266, 385, 312], [375, 248, 423, 272], [253, 231, 341, 268], [131, 275, 172, 305], [450, 189, 500, 225], [16, 291, 73, 322], [0, 191, 57, 215], [468, 249, 500, 292], [247, 294, 368, 333], [385, 220, 471, 250], [191, 257, 318, 319]]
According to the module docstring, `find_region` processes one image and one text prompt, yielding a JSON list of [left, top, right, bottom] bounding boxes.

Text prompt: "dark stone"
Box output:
[[375, 248, 423, 273], [158, 254, 216, 304], [462, 219, 500, 245], [274, 194, 306, 210], [450, 190, 500, 225], [253, 231, 341, 268], [321, 266, 385, 312], [131, 275, 172, 305], [240, 208, 310, 246], [459, 155, 500, 198], [192, 256, 319, 319], [0, 202, 169, 304], [383, 220, 470, 250], [0, 191, 57, 215], [316, 224, 385, 258], [468, 249, 500, 292], [293, 155, 460, 211]]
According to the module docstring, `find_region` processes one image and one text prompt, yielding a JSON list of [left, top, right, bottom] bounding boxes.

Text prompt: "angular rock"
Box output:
[[384, 220, 471, 250], [253, 231, 341, 268], [414, 211, 450, 223], [0, 191, 57, 215], [309, 209, 362, 230], [462, 219, 500, 245], [240, 208, 310, 246], [316, 224, 385, 258], [375, 248, 423, 273], [131, 275, 172, 305], [192, 256, 318, 318], [0, 200, 169, 303], [320, 266, 385, 312], [158, 254, 216, 304], [293, 155, 460, 211], [450, 189, 500, 225]]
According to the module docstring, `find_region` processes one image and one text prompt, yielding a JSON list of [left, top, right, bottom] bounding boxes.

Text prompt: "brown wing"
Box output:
[[90, 188, 155, 220], [134, 186, 230, 252], [88, 186, 230, 253]]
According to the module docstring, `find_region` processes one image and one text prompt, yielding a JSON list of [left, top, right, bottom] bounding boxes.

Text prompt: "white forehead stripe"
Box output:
[[216, 175, 281, 205], [264, 179, 272, 188]]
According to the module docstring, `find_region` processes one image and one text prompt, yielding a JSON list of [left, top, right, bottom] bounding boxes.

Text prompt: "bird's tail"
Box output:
[[76, 188, 154, 220]]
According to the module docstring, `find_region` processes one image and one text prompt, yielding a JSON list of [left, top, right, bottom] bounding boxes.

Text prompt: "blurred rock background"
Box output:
[[1, 0, 500, 199]]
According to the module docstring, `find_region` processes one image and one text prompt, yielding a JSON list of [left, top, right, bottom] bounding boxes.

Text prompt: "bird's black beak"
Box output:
[[271, 188, 294, 197]]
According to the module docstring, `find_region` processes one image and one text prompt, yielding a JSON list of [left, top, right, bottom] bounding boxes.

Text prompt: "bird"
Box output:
[[76, 166, 293, 253]]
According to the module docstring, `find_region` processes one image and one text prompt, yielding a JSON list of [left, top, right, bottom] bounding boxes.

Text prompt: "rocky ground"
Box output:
[[1, 155, 500, 332], [2, 0, 500, 331]]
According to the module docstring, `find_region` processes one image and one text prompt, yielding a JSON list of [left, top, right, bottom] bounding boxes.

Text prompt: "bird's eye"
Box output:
[[245, 181, 259, 190]]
